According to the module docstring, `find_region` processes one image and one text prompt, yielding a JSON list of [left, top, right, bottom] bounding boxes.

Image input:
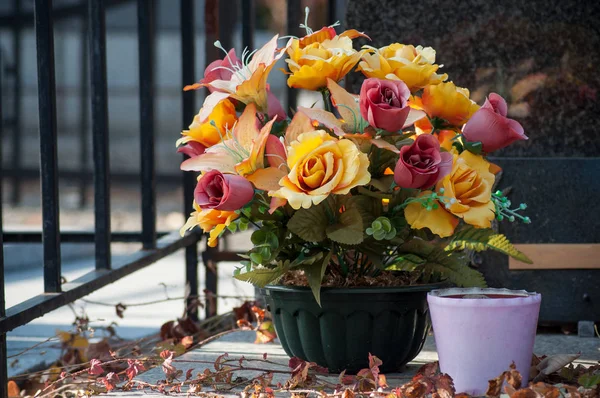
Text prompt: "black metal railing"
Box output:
[[0, 0, 341, 395]]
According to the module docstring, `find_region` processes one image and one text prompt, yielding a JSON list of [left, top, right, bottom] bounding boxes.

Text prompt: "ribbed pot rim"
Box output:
[[428, 287, 541, 307], [264, 281, 448, 295]]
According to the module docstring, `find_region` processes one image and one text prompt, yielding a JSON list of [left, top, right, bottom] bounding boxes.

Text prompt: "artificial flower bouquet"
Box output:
[[178, 21, 532, 303]]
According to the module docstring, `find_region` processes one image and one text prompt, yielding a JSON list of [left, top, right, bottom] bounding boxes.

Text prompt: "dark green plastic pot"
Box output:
[[262, 283, 444, 373]]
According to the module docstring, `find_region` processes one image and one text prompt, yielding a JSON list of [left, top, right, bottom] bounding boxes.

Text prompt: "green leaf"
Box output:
[[326, 207, 364, 245], [304, 251, 332, 306], [463, 140, 483, 155], [288, 204, 328, 242], [387, 253, 426, 271], [389, 240, 487, 287], [233, 266, 287, 287], [369, 176, 394, 192], [445, 226, 533, 264], [579, 373, 600, 388], [347, 195, 381, 229]]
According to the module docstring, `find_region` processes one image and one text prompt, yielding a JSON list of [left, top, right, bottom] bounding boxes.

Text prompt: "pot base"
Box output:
[[263, 284, 443, 373]]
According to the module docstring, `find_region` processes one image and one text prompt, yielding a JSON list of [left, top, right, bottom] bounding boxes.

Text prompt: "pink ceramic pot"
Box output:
[[427, 288, 541, 396]]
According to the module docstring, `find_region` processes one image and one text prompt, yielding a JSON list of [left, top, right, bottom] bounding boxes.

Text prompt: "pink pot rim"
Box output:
[[428, 288, 541, 307]]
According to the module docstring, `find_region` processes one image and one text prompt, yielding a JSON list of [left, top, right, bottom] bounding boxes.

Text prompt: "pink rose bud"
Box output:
[[359, 78, 411, 132], [462, 93, 528, 153], [177, 141, 206, 158], [194, 170, 254, 211], [394, 134, 453, 189], [202, 49, 241, 93]]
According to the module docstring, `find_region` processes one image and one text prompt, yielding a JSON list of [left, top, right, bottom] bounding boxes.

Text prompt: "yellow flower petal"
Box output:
[[405, 192, 458, 238]]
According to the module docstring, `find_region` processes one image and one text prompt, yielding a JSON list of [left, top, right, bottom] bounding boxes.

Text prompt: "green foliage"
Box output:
[[326, 207, 363, 245], [445, 226, 533, 264], [463, 140, 483, 155], [579, 373, 600, 389], [233, 252, 324, 288], [233, 265, 288, 287], [288, 198, 366, 245], [387, 240, 487, 288], [303, 251, 332, 306], [366, 217, 397, 241], [287, 204, 328, 242]]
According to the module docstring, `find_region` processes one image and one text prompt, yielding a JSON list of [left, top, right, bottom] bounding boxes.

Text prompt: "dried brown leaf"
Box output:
[[341, 389, 355, 398], [486, 373, 505, 397], [510, 388, 542, 398], [416, 362, 439, 378], [535, 353, 581, 381], [402, 379, 428, 398]]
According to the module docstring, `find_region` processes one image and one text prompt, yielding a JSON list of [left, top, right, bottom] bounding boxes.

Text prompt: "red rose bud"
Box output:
[[394, 134, 453, 189], [194, 170, 254, 211], [462, 93, 527, 153], [359, 78, 411, 132]]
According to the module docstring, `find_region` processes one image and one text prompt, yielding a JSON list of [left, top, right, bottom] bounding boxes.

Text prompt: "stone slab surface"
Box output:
[[104, 331, 599, 397]]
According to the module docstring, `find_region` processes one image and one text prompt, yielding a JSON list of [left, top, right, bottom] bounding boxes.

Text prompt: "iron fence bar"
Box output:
[[138, 0, 157, 249], [180, 0, 199, 322], [0, 231, 202, 334], [241, 0, 254, 51], [3, 231, 170, 243], [10, 0, 22, 206], [286, 0, 301, 111], [203, 0, 219, 318], [89, 0, 112, 270], [78, 3, 89, 209], [34, 0, 62, 293], [202, 243, 219, 318], [0, 43, 8, 398]]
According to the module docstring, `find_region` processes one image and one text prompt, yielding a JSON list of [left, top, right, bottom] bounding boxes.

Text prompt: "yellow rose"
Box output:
[[357, 43, 447, 92], [180, 202, 239, 247], [177, 99, 237, 149], [421, 82, 479, 126], [270, 130, 370, 209], [285, 32, 363, 91], [438, 151, 496, 228], [405, 152, 495, 236], [405, 191, 459, 238]]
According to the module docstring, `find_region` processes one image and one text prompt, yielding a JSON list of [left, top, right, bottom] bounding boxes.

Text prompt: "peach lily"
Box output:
[[184, 35, 292, 121]]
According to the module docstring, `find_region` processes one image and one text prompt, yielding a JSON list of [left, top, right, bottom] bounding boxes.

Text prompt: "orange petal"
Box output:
[[268, 197, 287, 214], [246, 167, 287, 191], [326, 78, 360, 130], [234, 103, 260, 151], [286, 111, 315, 145], [298, 106, 345, 136], [339, 29, 371, 40]]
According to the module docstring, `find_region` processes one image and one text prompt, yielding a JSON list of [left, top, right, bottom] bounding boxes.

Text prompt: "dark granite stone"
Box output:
[[345, 1, 600, 322], [346, 0, 600, 156], [491, 158, 600, 244]]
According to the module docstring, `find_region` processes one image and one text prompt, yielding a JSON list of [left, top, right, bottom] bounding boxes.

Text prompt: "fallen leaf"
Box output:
[[7, 381, 20, 397], [534, 353, 581, 381], [416, 362, 439, 377], [85, 339, 112, 363], [509, 388, 541, 398], [255, 321, 277, 344], [88, 359, 105, 375]]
